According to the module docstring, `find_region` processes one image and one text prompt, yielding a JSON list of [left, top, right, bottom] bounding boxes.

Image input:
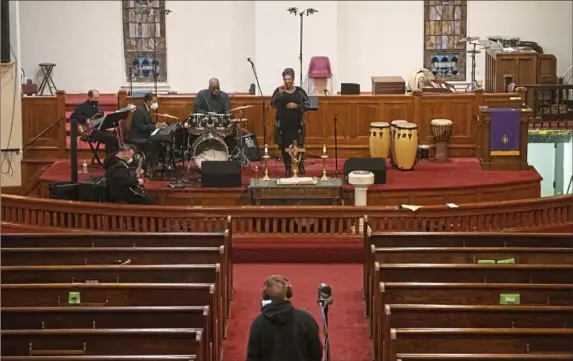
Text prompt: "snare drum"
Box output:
[[215, 114, 233, 136], [501, 36, 520, 48], [394, 122, 419, 171], [369, 122, 391, 158], [390, 120, 409, 165]]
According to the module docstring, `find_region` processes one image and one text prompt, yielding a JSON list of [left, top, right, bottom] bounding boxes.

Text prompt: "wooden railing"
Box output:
[[2, 195, 571, 236], [520, 83, 573, 127]]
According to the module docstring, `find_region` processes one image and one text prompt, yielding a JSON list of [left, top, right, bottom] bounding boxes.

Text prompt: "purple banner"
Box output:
[[490, 108, 520, 155]]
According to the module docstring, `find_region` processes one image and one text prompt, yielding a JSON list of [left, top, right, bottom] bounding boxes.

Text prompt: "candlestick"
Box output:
[[254, 166, 259, 184], [262, 145, 271, 180], [322, 144, 326, 154], [321, 145, 329, 181]]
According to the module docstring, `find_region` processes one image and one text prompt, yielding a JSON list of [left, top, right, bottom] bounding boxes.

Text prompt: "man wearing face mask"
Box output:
[[103, 145, 153, 205], [127, 93, 166, 176], [193, 78, 230, 114], [69, 89, 119, 155]]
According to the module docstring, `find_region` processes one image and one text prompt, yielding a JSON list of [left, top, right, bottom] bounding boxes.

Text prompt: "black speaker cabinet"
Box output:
[[201, 160, 242, 188], [341, 83, 361, 95], [78, 177, 106, 202], [343, 158, 387, 184], [48, 182, 79, 200]]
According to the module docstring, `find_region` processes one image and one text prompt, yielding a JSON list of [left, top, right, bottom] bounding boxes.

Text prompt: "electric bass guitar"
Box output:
[[129, 154, 146, 197], [77, 112, 105, 138]]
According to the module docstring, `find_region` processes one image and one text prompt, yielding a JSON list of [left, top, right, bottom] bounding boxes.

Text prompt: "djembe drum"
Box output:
[[430, 118, 453, 163], [394, 122, 419, 171], [390, 120, 408, 166], [369, 122, 391, 158]]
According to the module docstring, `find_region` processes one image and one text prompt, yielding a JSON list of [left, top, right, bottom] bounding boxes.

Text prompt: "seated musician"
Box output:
[[193, 78, 230, 114], [69, 89, 119, 155], [103, 145, 153, 205], [127, 93, 166, 176]]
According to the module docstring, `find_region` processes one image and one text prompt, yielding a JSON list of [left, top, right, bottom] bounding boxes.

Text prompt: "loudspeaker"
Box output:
[[49, 182, 79, 200], [78, 177, 106, 202], [341, 83, 360, 95], [201, 160, 242, 188], [343, 158, 387, 184]]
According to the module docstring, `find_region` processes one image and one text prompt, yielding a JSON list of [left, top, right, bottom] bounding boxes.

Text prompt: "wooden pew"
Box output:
[[388, 328, 573, 361], [1, 230, 234, 310], [0, 357, 197, 361], [383, 304, 573, 361], [363, 232, 573, 303], [1, 329, 206, 361], [1, 306, 211, 361], [372, 282, 573, 361], [0, 283, 221, 361], [396, 354, 573, 361]]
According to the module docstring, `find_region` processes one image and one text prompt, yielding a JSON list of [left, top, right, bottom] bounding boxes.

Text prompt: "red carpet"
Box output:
[[40, 158, 541, 192], [224, 264, 371, 361]]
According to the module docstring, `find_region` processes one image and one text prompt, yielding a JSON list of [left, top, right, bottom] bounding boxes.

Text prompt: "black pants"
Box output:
[[88, 130, 119, 155], [130, 139, 159, 173]]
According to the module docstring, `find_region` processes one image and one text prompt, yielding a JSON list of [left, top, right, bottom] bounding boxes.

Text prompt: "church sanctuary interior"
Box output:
[[2, 0, 573, 360]]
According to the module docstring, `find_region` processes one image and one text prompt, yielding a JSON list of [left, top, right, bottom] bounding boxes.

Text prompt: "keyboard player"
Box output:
[[69, 89, 119, 155], [127, 93, 166, 176]]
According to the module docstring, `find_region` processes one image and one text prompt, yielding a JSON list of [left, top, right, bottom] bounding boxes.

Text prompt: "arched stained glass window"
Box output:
[[424, 0, 467, 81], [122, 0, 167, 83]]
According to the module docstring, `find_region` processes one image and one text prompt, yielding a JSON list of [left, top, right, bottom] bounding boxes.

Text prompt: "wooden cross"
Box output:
[[288, 140, 305, 178]]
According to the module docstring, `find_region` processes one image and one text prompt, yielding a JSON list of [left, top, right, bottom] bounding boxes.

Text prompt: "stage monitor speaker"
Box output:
[[343, 158, 387, 184], [201, 160, 242, 188], [78, 177, 106, 202], [341, 83, 360, 95], [49, 182, 79, 201]]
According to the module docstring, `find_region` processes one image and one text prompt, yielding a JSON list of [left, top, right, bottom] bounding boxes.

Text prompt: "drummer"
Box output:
[[193, 78, 230, 115]]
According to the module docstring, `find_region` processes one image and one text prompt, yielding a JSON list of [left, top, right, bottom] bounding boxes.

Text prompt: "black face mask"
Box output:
[[89, 100, 99, 106]]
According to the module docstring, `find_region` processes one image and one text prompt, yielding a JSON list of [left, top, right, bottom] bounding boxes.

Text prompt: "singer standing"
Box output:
[[193, 78, 230, 114], [271, 68, 309, 177]]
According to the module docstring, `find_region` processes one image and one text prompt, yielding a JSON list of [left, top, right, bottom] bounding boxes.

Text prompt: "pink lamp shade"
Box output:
[[308, 56, 332, 78]]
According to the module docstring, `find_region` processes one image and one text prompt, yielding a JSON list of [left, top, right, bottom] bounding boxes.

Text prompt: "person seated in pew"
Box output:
[[193, 78, 230, 115], [103, 145, 153, 205], [246, 275, 323, 361], [69, 89, 119, 155], [127, 92, 166, 176]]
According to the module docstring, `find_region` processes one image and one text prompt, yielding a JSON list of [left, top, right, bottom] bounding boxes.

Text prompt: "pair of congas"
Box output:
[[369, 120, 419, 170]]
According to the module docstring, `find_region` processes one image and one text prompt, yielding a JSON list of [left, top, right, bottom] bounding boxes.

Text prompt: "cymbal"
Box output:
[[467, 49, 482, 54], [457, 36, 480, 44], [230, 105, 253, 112], [231, 118, 248, 122], [157, 113, 179, 120]]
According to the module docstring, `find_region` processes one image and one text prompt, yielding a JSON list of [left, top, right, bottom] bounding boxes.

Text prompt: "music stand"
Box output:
[[90, 109, 133, 165]]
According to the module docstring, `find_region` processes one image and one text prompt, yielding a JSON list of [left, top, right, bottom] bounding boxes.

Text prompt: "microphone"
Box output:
[[324, 89, 328, 95], [247, 58, 253, 64]]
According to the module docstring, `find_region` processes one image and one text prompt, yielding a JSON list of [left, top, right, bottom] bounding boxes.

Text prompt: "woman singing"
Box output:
[[271, 68, 310, 177]]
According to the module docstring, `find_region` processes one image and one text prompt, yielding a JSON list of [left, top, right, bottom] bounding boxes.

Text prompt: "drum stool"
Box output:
[[430, 118, 453, 163]]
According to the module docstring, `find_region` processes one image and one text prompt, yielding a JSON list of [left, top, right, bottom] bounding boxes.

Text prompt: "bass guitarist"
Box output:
[[70, 89, 119, 155], [103, 145, 153, 205]]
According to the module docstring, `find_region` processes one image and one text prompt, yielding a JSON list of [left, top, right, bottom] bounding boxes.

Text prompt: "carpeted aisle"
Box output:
[[223, 264, 371, 361]]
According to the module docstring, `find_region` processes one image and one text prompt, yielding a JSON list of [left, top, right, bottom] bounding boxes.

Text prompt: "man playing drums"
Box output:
[[193, 78, 230, 115]]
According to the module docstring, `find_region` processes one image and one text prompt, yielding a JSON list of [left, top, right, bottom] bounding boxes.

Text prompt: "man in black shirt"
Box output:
[[103, 145, 152, 205], [69, 89, 119, 155], [246, 275, 323, 361], [193, 78, 231, 114], [127, 93, 165, 175]]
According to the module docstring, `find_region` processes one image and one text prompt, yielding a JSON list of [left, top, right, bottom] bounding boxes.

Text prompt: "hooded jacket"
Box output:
[[246, 300, 322, 361]]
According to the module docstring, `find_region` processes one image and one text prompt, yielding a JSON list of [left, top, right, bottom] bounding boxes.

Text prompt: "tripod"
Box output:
[[465, 41, 479, 92], [287, 7, 318, 86], [229, 121, 254, 169]]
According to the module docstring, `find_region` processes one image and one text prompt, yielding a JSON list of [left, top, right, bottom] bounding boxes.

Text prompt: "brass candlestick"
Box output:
[[262, 145, 271, 180], [320, 144, 329, 181]]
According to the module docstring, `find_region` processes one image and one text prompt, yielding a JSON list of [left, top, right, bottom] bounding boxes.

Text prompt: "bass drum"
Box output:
[[191, 133, 229, 169]]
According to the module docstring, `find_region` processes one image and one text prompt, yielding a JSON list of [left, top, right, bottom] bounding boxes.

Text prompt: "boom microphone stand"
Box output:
[[287, 7, 318, 86], [247, 58, 268, 148]]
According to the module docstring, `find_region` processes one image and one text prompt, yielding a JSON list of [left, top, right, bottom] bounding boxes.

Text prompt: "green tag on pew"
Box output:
[[68, 291, 81, 304], [500, 293, 520, 305], [497, 258, 516, 264], [477, 259, 495, 264]]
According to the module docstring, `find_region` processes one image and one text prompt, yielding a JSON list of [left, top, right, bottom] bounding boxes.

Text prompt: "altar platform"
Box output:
[[38, 157, 541, 206]]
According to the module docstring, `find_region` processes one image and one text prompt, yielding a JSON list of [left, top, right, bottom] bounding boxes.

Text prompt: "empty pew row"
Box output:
[[0, 284, 218, 361], [0, 357, 197, 361], [363, 232, 573, 361], [396, 354, 573, 361]]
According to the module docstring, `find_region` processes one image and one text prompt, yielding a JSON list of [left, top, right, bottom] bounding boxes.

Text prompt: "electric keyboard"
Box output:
[[150, 123, 179, 142]]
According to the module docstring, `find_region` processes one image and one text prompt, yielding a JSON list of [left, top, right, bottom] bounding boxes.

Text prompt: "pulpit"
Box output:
[[478, 106, 531, 170]]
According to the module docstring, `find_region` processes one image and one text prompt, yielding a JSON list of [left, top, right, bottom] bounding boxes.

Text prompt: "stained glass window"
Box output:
[[122, 0, 167, 83], [424, 0, 467, 81]]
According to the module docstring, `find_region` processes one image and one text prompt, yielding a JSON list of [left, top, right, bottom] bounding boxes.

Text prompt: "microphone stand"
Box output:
[[249, 60, 268, 149], [129, 66, 134, 96], [323, 90, 342, 178], [287, 7, 318, 87]]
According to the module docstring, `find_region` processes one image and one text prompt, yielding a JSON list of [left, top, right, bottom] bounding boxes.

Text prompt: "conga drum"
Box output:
[[390, 120, 408, 166], [430, 118, 453, 163], [394, 122, 419, 171], [369, 122, 391, 158]]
